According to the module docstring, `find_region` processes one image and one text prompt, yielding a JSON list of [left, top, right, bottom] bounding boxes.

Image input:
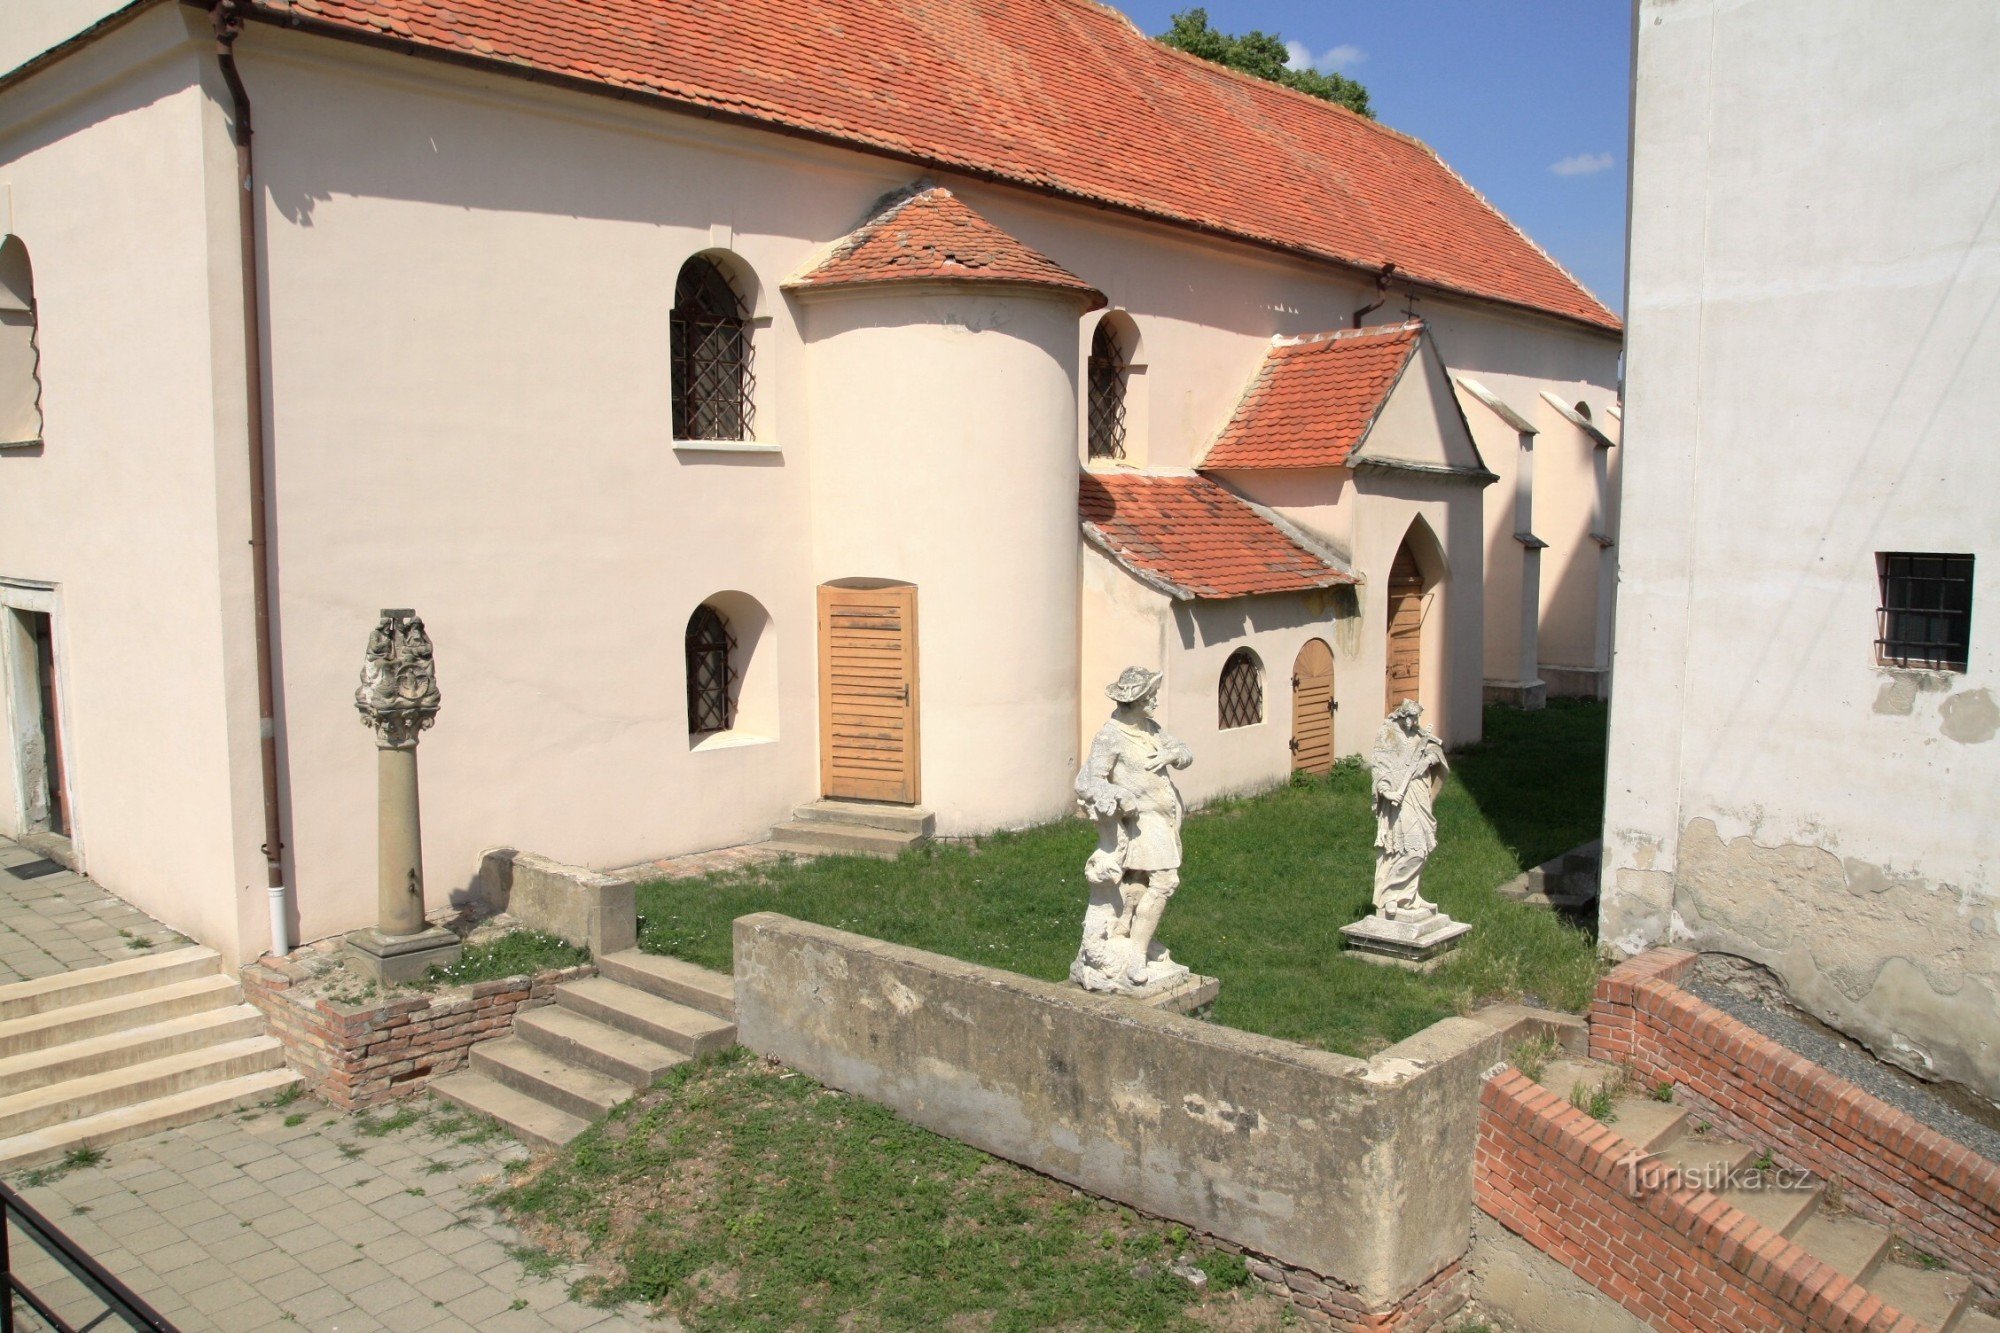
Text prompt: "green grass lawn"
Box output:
[[497, 1051, 1290, 1331], [638, 701, 1608, 1058]]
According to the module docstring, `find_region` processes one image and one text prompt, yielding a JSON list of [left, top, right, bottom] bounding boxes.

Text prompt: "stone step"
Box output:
[[0, 1004, 267, 1095], [1790, 1211, 1891, 1284], [596, 950, 735, 1020], [0, 1068, 300, 1174], [1956, 1308, 1999, 1333], [1468, 1002, 1590, 1058], [471, 1037, 636, 1122], [1658, 1133, 1757, 1184], [0, 974, 242, 1058], [0, 947, 221, 1022], [768, 820, 924, 861], [791, 799, 935, 837], [1536, 1060, 1690, 1153], [0, 1036, 285, 1139], [1866, 1262, 1973, 1333], [556, 974, 737, 1056], [515, 1005, 688, 1087], [430, 1070, 590, 1153], [1717, 1177, 1821, 1238]]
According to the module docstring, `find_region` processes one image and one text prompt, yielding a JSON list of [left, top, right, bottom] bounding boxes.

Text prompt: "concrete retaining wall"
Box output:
[[732, 912, 1501, 1319]]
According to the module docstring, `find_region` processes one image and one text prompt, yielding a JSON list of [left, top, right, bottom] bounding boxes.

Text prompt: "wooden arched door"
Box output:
[[1385, 543, 1424, 711], [1290, 638, 1335, 775]]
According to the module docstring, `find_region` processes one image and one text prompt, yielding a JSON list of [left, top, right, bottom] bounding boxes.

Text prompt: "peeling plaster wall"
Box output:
[[1606, 0, 2000, 1103]]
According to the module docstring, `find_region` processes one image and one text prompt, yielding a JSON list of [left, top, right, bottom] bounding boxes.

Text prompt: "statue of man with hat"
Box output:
[[1071, 666, 1194, 993]]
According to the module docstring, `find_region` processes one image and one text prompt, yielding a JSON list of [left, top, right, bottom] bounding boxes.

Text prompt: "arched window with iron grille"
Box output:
[[1218, 648, 1264, 729], [686, 604, 736, 734], [1086, 318, 1128, 460], [671, 255, 754, 441]]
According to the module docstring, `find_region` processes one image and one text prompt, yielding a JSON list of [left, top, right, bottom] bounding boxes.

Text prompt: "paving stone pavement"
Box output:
[[0, 834, 190, 985], [4, 1092, 680, 1332]]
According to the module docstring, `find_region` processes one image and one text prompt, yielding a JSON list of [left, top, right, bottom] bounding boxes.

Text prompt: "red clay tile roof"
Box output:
[[1079, 472, 1356, 600], [1201, 322, 1424, 471], [248, 0, 1620, 333], [787, 187, 1104, 307]]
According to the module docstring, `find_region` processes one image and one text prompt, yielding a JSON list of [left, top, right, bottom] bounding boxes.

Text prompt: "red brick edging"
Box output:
[[1478, 1069, 1921, 1332], [1593, 949, 2000, 1294], [242, 953, 594, 1110]]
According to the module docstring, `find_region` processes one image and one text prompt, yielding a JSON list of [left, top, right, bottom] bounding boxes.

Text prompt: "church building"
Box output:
[[0, 0, 1621, 963]]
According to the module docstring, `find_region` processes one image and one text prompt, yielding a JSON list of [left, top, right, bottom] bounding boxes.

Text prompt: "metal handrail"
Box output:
[[2, 1180, 175, 1333]]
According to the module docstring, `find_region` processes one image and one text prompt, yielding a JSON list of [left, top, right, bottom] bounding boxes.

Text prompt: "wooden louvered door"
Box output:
[[1385, 545, 1424, 711], [818, 584, 920, 804], [1290, 638, 1335, 776]]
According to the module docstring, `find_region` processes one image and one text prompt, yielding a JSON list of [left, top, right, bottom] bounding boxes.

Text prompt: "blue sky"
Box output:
[[1111, 2, 1634, 311]]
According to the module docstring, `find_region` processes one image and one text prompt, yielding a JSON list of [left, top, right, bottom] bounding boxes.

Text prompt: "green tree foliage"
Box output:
[[1158, 7, 1373, 119]]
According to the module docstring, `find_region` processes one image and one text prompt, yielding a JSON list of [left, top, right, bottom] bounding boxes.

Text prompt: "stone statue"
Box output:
[[345, 609, 459, 983], [1371, 699, 1448, 920], [1071, 667, 1194, 994], [355, 610, 441, 748], [1339, 698, 1470, 969]]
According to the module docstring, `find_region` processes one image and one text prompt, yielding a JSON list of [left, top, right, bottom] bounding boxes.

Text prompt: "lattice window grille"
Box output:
[[686, 604, 737, 734], [1218, 649, 1264, 729], [671, 258, 756, 441], [1087, 321, 1128, 460], [1877, 552, 1974, 672]]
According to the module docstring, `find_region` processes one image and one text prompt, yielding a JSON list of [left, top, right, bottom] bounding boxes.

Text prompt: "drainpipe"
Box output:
[[212, 1, 290, 956], [1350, 262, 1397, 329]]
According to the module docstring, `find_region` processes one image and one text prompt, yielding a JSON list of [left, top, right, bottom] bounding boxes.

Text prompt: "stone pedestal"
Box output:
[[1340, 911, 1471, 973], [1129, 972, 1220, 1015], [344, 924, 462, 986]]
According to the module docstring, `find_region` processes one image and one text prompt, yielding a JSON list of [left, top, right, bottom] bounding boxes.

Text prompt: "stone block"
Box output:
[[734, 912, 1500, 1310], [343, 927, 461, 986], [1339, 912, 1472, 972], [477, 848, 634, 957]]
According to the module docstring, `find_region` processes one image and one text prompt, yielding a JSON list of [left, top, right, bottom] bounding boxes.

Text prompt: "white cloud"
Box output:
[[1285, 40, 1365, 74], [1550, 152, 1616, 177]]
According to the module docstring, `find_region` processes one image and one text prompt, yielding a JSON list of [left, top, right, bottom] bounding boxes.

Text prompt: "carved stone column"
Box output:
[[344, 609, 461, 984]]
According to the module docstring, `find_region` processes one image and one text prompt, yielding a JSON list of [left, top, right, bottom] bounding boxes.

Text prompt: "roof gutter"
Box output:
[[211, 0, 291, 957], [218, 3, 1621, 340]]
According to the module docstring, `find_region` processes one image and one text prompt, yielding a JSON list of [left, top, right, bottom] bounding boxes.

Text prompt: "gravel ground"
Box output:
[[1687, 978, 2000, 1166]]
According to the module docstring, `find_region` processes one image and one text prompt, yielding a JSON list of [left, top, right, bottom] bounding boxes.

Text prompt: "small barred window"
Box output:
[[1218, 648, 1264, 729], [1086, 319, 1128, 460], [671, 256, 754, 441], [1877, 552, 1973, 672], [686, 604, 736, 733]]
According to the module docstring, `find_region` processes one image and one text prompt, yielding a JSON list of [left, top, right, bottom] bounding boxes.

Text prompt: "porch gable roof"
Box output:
[[1079, 471, 1356, 601]]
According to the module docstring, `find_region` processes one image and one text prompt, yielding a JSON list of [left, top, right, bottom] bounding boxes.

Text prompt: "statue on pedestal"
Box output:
[[1371, 699, 1448, 921], [1339, 699, 1471, 969], [346, 609, 460, 985], [1071, 667, 1194, 994]]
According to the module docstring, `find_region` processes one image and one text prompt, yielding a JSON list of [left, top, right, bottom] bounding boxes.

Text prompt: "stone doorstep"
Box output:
[[791, 798, 937, 837]]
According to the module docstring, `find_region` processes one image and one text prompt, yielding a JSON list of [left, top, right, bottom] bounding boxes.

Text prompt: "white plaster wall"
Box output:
[[1078, 542, 1167, 764], [0, 7, 267, 960], [1607, 0, 2000, 1099], [1535, 402, 1611, 680], [803, 287, 1085, 834], [239, 31, 900, 949], [2, 0, 136, 82]]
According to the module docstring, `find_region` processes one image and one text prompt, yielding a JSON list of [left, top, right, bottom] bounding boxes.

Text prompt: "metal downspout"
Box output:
[[211, 0, 289, 956]]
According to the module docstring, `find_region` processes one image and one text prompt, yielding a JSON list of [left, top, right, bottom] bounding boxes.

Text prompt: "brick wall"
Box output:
[[1593, 949, 2000, 1294], [242, 954, 594, 1110], [1477, 1070, 1921, 1332]]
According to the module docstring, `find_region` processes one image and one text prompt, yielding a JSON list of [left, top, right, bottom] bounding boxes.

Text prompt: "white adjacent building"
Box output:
[[1607, 0, 2000, 1103]]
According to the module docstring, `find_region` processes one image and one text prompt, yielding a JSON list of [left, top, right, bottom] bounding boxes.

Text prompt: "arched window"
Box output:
[[685, 604, 736, 734], [1218, 647, 1263, 729], [671, 255, 754, 441], [0, 237, 43, 446], [1086, 317, 1128, 460]]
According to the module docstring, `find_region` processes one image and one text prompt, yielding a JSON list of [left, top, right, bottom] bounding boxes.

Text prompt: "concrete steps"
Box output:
[[433, 949, 736, 1151], [1530, 1054, 1975, 1331], [1496, 840, 1601, 910], [767, 799, 933, 860], [0, 951, 299, 1174]]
